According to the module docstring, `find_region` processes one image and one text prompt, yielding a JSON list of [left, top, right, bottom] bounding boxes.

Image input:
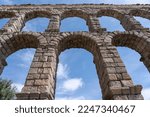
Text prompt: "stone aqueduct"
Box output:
[[0, 4, 150, 100]]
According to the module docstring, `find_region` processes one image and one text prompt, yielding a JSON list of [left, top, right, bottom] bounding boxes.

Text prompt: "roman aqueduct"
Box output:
[[0, 4, 150, 100]]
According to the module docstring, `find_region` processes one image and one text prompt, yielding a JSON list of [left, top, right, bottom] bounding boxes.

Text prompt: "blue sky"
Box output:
[[0, 0, 150, 100]]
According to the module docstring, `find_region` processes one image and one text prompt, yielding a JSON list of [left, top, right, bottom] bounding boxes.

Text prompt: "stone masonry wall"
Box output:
[[0, 4, 150, 100]]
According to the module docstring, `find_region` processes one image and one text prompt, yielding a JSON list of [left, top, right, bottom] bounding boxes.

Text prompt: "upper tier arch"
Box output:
[[61, 9, 89, 21], [0, 11, 16, 18], [129, 9, 150, 20]]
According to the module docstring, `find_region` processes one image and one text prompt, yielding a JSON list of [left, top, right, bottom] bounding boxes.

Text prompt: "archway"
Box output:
[[111, 32, 150, 72], [60, 17, 89, 32], [99, 16, 125, 32], [0, 48, 36, 93], [134, 16, 150, 29], [22, 17, 49, 32], [55, 48, 101, 100], [117, 47, 150, 99]]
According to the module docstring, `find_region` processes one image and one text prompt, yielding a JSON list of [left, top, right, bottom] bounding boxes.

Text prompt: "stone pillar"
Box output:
[[140, 56, 150, 73], [45, 14, 60, 32], [95, 46, 143, 100], [121, 15, 149, 31], [1, 15, 25, 33], [87, 15, 106, 33], [0, 57, 7, 74], [139, 35, 150, 72], [16, 46, 57, 100]]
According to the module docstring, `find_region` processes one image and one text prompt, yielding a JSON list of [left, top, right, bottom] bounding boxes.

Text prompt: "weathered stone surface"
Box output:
[[121, 80, 133, 87], [109, 81, 122, 88], [34, 79, 49, 85], [113, 95, 128, 100], [0, 4, 149, 100], [128, 94, 144, 100]]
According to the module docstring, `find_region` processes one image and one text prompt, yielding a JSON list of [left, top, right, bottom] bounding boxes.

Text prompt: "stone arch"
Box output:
[[129, 9, 150, 30], [110, 31, 150, 72], [55, 32, 105, 99], [0, 33, 43, 83], [0, 32, 48, 80], [99, 16, 125, 32], [129, 9, 150, 20], [97, 9, 144, 31], [60, 10, 89, 32], [20, 10, 54, 31], [97, 9, 128, 30], [49, 32, 143, 100], [0, 11, 16, 18], [57, 32, 99, 55], [24, 10, 53, 21], [0, 11, 17, 32], [97, 9, 125, 21], [0, 33, 41, 58], [61, 9, 89, 21]]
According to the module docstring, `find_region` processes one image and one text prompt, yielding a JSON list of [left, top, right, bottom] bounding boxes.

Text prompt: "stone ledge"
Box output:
[[103, 85, 143, 100], [16, 92, 53, 100]]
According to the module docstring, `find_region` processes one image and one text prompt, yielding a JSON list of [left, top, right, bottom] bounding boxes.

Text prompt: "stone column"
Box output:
[[94, 46, 143, 100], [121, 15, 149, 31], [87, 15, 106, 33], [0, 57, 7, 74], [139, 34, 150, 72], [45, 14, 60, 32], [16, 46, 57, 100], [1, 15, 25, 33], [140, 55, 150, 73]]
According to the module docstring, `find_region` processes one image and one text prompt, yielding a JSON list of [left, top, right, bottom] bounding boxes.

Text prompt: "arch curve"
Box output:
[[129, 9, 150, 19], [57, 32, 99, 56], [110, 31, 149, 54], [110, 31, 150, 72], [24, 10, 53, 21], [97, 9, 125, 21], [0, 11, 16, 18], [0, 32, 45, 58], [61, 9, 89, 21]]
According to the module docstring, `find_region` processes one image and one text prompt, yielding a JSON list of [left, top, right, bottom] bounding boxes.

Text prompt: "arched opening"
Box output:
[[117, 47, 150, 99], [130, 10, 150, 20], [0, 18, 10, 29], [134, 16, 150, 29], [111, 33, 150, 99], [0, 11, 16, 32], [22, 18, 49, 32], [60, 17, 89, 32], [55, 48, 101, 100], [99, 16, 125, 32], [0, 49, 36, 93], [0, 33, 39, 96], [54, 33, 107, 99], [0, 34, 39, 97]]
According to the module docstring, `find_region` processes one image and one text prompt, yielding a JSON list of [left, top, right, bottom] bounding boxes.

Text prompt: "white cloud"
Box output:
[[56, 62, 84, 98], [142, 88, 150, 100], [56, 96, 85, 100], [12, 83, 24, 92], [18, 50, 35, 68], [22, 24, 37, 32], [20, 50, 34, 63], [62, 78, 83, 92], [57, 63, 69, 79]]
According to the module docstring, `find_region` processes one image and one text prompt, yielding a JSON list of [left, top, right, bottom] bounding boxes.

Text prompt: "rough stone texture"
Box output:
[[0, 4, 150, 100]]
